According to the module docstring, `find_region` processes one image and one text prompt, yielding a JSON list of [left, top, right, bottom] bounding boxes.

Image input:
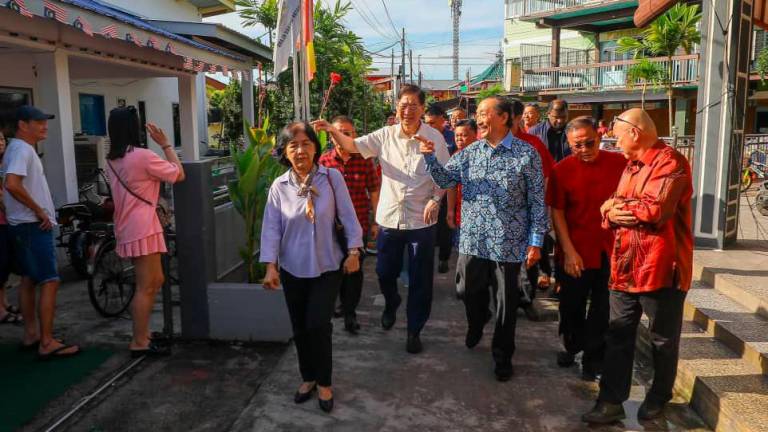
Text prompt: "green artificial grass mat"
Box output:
[[0, 344, 113, 431]]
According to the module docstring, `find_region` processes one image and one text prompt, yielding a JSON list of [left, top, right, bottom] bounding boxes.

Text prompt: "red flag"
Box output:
[[43, 0, 68, 23], [100, 24, 118, 39], [8, 0, 34, 18], [73, 16, 93, 36], [183, 57, 194, 70]]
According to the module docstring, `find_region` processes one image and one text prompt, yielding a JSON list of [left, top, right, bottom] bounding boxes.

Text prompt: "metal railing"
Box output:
[[521, 54, 699, 93], [507, 0, 629, 18]]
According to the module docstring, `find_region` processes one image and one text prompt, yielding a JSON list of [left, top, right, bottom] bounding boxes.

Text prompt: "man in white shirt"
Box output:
[[2, 106, 80, 359], [313, 85, 450, 354]]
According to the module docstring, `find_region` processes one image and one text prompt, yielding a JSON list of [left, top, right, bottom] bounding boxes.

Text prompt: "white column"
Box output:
[[178, 73, 200, 161], [34, 50, 77, 206], [241, 69, 255, 133], [196, 73, 209, 156]]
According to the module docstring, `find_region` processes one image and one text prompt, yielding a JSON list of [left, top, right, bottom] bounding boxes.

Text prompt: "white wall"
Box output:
[[99, 0, 201, 22], [69, 78, 179, 154]]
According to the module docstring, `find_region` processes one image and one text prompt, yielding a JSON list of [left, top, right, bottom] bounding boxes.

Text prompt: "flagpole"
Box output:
[[291, 31, 301, 121], [302, 46, 311, 121]]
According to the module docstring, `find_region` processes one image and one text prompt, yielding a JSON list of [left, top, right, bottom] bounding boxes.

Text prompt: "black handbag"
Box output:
[[326, 171, 349, 255]]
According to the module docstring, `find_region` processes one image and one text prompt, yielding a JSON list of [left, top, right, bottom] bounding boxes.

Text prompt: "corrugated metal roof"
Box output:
[[56, 0, 245, 61]]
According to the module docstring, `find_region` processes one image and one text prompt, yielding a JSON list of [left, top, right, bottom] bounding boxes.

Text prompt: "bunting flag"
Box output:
[[7, 0, 34, 18], [125, 32, 143, 47], [208, 63, 218, 73], [146, 36, 159, 49], [73, 16, 92, 36], [182, 56, 194, 70], [165, 42, 177, 55], [43, 0, 67, 23], [222, 65, 229, 76], [100, 24, 118, 39], [302, 0, 316, 81], [194, 61, 205, 73]]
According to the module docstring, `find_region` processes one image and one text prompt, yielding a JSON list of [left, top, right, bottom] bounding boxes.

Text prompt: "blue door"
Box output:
[[79, 94, 106, 136]]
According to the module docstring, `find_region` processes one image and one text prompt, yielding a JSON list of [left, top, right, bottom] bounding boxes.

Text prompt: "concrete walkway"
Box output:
[[230, 260, 710, 432]]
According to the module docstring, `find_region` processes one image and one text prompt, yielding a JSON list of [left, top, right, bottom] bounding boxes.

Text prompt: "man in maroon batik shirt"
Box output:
[[582, 109, 693, 425], [546, 117, 626, 381], [318, 116, 381, 334]]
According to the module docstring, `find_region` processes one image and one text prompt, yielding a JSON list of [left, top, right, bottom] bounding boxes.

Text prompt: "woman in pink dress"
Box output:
[[106, 107, 185, 357]]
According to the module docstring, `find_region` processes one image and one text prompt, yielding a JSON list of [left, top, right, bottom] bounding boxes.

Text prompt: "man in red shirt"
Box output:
[[510, 101, 555, 320], [546, 117, 626, 381], [582, 109, 693, 424], [318, 116, 381, 334]]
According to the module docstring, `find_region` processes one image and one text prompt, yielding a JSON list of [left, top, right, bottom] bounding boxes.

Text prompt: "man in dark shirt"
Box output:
[[425, 105, 457, 273], [528, 99, 571, 163]]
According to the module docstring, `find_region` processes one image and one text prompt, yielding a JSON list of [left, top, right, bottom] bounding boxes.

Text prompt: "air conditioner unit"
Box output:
[[74, 135, 109, 187]]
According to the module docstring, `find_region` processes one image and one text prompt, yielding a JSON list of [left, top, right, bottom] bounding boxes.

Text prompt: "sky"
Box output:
[[204, 0, 505, 81]]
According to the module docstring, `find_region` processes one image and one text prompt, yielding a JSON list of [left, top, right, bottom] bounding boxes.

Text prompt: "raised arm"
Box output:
[[416, 135, 463, 190], [311, 120, 360, 154]]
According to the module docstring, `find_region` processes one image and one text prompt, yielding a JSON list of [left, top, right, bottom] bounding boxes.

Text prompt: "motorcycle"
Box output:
[[741, 150, 767, 192], [56, 169, 114, 278]]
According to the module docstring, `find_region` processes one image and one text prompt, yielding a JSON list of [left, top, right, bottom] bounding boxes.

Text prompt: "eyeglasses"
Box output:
[[571, 139, 598, 150], [610, 115, 642, 132], [397, 103, 421, 112]]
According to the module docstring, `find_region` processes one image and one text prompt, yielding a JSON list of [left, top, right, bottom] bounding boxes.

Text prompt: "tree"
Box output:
[[475, 84, 504, 102], [626, 59, 665, 109], [757, 46, 768, 83], [238, 0, 391, 135], [236, 0, 279, 47], [617, 3, 701, 135], [208, 80, 244, 146]]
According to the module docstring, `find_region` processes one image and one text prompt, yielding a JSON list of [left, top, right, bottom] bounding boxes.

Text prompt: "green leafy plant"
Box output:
[[757, 46, 768, 83], [475, 84, 504, 102], [228, 118, 285, 283], [626, 59, 665, 109], [617, 3, 701, 135], [236, 0, 279, 46]]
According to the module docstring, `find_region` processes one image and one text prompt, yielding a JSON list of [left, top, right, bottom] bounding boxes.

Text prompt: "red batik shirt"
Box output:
[[319, 149, 381, 236], [602, 141, 694, 293]]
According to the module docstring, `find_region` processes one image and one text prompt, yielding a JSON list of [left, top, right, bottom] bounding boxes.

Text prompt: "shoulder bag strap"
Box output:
[[107, 160, 153, 207]]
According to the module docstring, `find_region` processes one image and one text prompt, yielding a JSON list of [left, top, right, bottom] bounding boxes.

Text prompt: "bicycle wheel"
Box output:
[[88, 240, 136, 317]]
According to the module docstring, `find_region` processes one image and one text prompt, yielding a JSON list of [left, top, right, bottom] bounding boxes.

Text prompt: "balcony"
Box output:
[[520, 54, 699, 93], [507, 0, 637, 31]]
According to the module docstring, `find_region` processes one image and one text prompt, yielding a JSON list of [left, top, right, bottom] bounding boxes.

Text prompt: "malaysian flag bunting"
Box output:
[[146, 36, 159, 49], [208, 64, 218, 73], [182, 57, 194, 70], [126, 33, 143, 47], [222, 65, 229, 76], [100, 24, 118, 39], [73, 16, 93, 36], [43, 0, 68, 23], [8, 0, 34, 18], [194, 61, 205, 73], [165, 43, 177, 55]]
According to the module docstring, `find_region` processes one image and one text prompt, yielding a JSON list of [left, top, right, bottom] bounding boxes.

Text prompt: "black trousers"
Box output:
[[557, 253, 610, 368], [459, 254, 521, 365], [598, 287, 687, 404], [281, 269, 343, 387], [522, 234, 554, 306], [436, 197, 453, 262], [338, 254, 365, 318]]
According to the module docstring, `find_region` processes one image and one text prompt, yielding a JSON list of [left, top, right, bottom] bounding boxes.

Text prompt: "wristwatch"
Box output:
[[347, 248, 361, 256]]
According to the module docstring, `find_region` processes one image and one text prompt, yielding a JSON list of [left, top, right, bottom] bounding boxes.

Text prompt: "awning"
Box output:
[[634, 0, 678, 27], [2, 0, 254, 74], [149, 20, 270, 62]]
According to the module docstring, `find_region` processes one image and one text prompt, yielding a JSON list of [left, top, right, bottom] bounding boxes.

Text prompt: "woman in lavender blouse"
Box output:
[[260, 122, 363, 413]]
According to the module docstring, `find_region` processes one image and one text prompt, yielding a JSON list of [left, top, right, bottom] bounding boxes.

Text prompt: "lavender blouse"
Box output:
[[259, 166, 364, 278]]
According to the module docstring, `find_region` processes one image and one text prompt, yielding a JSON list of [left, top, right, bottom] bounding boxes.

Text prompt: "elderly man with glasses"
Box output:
[[313, 85, 450, 354], [582, 109, 693, 424], [546, 116, 626, 381]]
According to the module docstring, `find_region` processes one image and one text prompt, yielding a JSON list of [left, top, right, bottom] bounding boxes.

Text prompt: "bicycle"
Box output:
[[741, 149, 767, 192], [87, 227, 177, 318]]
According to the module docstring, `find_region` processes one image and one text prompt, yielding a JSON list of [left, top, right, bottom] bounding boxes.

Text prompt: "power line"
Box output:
[[380, 0, 400, 40], [348, 0, 400, 41]]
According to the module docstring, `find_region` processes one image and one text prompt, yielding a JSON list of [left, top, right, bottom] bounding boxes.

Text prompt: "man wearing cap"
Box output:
[[528, 99, 571, 163], [2, 106, 80, 359]]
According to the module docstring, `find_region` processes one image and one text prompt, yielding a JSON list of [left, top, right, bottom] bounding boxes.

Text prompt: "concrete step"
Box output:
[[693, 251, 768, 321], [638, 320, 768, 432], [684, 281, 768, 376]]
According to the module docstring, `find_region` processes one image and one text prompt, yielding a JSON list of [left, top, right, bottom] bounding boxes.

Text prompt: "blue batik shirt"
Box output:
[[424, 132, 548, 263]]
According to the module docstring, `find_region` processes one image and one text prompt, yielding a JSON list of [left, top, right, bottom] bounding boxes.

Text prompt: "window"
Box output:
[[172, 103, 181, 148]]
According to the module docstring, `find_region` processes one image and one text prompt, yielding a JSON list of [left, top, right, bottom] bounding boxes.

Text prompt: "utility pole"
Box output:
[[409, 49, 413, 84], [450, 0, 462, 81], [418, 54, 422, 87], [401, 28, 406, 82], [391, 48, 396, 110]]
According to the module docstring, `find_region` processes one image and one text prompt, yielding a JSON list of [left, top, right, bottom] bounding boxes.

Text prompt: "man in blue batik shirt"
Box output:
[[417, 96, 548, 382]]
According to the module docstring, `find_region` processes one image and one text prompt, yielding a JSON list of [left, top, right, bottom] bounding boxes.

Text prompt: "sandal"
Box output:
[[38, 343, 81, 361], [130, 341, 171, 358], [0, 311, 22, 325]]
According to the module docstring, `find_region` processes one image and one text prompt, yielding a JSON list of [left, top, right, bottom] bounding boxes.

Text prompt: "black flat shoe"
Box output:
[[406, 332, 423, 354], [581, 401, 626, 424], [294, 385, 316, 404], [637, 398, 665, 420], [318, 396, 334, 413], [465, 326, 483, 349], [344, 315, 360, 334], [494, 362, 514, 382], [130, 342, 171, 358]]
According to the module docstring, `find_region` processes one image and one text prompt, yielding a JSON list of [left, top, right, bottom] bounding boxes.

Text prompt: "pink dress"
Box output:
[[107, 148, 180, 258]]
